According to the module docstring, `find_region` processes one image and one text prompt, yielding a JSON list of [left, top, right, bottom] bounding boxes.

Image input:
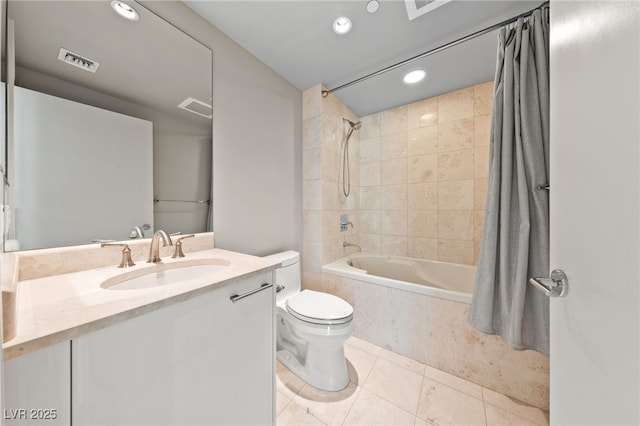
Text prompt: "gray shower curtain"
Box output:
[[469, 9, 550, 355]]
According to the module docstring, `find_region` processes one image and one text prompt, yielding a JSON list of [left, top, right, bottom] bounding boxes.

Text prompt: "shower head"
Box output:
[[343, 118, 362, 131]]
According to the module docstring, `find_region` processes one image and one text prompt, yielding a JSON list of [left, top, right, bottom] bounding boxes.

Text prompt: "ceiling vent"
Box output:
[[178, 97, 212, 119], [57, 48, 100, 73], [404, 0, 452, 21]]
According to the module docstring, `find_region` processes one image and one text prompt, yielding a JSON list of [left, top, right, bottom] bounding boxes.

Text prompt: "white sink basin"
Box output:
[[101, 259, 230, 290]]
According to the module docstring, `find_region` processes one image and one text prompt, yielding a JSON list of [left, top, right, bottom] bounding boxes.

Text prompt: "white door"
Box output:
[[549, 1, 639, 424]]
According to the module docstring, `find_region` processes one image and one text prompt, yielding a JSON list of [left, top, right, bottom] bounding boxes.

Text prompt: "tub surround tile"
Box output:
[[408, 126, 439, 157], [381, 131, 408, 160], [438, 149, 474, 181], [438, 88, 474, 124], [360, 113, 381, 140], [438, 210, 474, 240], [408, 183, 438, 210], [359, 233, 381, 254], [381, 210, 408, 236], [438, 239, 475, 265], [302, 85, 322, 120], [303, 116, 322, 150], [360, 210, 381, 235], [303, 148, 322, 180], [380, 106, 408, 136], [474, 178, 489, 211], [408, 210, 438, 238], [380, 236, 408, 257], [474, 81, 495, 116], [380, 184, 408, 211], [408, 154, 438, 183], [381, 158, 408, 185], [359, 137, 381, 163], [408, 238, 438, 260], [360, 161, 381, 187], [474, 114, 492, 147], [438, 180, 474, 210], [360, 186, 381, 210], [408, 97, 438, 129], [438, 118, 474, 152], [474, 145, 491, 179]]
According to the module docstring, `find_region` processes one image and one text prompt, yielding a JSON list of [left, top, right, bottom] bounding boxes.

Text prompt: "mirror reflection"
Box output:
[[6, 0, 212, 251]]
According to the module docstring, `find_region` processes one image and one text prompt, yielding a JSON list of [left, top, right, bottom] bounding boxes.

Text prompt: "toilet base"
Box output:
[[277, 346, 350, 392]]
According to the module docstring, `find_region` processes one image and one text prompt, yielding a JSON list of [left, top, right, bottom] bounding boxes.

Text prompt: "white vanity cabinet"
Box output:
[[71, 272, 275, 425], [3, 341, 71, 425]]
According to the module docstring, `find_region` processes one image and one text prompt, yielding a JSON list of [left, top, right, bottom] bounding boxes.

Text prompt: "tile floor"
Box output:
[[276, 337, 549, 426]]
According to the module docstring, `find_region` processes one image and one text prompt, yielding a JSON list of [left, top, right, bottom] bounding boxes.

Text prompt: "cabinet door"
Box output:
[[3, 341, 71, 425], [72, 273, 274, 425]]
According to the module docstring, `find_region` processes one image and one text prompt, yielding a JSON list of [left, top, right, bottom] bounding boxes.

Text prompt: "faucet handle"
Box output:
[[172, 234, 195, 258], [101, 243, 136, 268]]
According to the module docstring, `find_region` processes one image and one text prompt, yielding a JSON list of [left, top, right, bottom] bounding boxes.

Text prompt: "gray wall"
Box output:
[[141, 1, 302, 257]]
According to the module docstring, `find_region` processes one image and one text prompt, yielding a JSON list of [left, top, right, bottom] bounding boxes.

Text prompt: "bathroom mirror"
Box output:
[[4, 0, 212, 251]]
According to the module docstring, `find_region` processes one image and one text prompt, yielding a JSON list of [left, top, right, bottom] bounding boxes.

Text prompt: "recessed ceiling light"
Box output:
[[367, 0, 380, 13], [111, 0, 139, 21], [403, 69, 427, 84], [333, 17, 352, 35]]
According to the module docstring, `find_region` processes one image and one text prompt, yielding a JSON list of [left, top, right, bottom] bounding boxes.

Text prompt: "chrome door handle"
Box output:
[[229, 283, 273, 303], [529, 269, 568, 297]]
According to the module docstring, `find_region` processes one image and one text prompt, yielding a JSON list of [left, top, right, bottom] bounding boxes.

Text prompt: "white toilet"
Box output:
[[266, 250, 354, 392]]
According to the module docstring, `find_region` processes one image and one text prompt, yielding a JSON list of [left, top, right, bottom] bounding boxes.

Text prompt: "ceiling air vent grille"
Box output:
[[404, 0, 452, 21], [57, 48, 100, 73], [178, 97, 212, 119]]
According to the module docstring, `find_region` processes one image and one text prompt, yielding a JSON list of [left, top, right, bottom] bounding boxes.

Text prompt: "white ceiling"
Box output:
[[184, 0, 541, 117]]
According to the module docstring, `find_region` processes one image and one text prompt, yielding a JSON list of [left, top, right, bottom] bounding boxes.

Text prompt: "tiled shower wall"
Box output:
[[358, 82, 493, 265], [302, 85, 361, 290]]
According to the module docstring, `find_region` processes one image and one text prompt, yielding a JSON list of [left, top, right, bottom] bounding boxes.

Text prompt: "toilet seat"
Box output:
[[286, 290, 353, 325]]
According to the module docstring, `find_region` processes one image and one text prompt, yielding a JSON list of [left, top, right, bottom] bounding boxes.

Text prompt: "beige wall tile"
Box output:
[[408, 126, 438, 157], [303, 210, 323, 242], [303, 116, 322, 150], [474, 114, 492, 148], [474, 210, 485, 242], [381, 131, 408, 160], [360, 161, 381, 187], [474, 178, 489, 211], [360, 113, 381, 140], [437, 239, 474, 265], [303, 148, 322, 180], [408, 182, 438, 210], [302, 240, 322, 272], [360, 210, 381, 234], [321, 148, 340, 181], [408, 154, 438, 183], [438, 150, 474, 181], [322, 115, 341, 153], [322, 182, 340, 211], [360, 137, 381, 163], [438, 87, 474, 124], [303, 179, 323, 211], [438, 118, 474, 152], [474, 145, 490, 179], [381, 158, 407, 185], [439, 210, 474, 240], [408, 210, 438, 238], [380, 105, 408, 135], [360, 186, 381, 210], [302, 84, 322, 120], [381, 210, 408, 236], [408, 237, 438, 260], [380, 235, 408, 256], [360, 233, 381, 254], [474, 81, 494, 116], [381, 184, 408, 210], [408, 97, 438, 129], [438, 180, 474, 210]]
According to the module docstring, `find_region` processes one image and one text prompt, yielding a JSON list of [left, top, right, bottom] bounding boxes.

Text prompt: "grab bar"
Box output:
[[229, 283, 273, 303]]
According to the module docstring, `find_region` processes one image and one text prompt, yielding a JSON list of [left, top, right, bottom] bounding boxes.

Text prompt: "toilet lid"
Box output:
[[286, 290, 353, 325]]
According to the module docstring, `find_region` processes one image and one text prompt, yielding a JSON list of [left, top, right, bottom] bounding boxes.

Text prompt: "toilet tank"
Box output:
[[264, 250, 301, 302]]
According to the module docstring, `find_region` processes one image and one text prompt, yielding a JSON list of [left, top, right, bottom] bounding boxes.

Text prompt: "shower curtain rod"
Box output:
[[321, 1, 549, 98]]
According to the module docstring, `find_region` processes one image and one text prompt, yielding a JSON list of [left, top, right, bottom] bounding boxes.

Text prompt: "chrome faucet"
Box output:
[[343, 241, 361, 252], [148, 230, 173, 263]]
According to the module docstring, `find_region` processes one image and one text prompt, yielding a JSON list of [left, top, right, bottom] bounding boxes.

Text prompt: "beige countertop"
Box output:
[[3, 247, 280, 361]]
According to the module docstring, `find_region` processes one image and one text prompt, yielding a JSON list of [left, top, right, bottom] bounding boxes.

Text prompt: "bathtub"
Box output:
[[318, 253, 549, 410], [322, 254, 476, 304]]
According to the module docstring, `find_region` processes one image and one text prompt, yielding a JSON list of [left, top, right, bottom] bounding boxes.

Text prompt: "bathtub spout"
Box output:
[[343, 241, 361, 253]]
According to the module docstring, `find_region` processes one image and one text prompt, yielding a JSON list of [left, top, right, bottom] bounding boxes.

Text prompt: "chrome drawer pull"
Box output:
[[230, 283, 273, 303]]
